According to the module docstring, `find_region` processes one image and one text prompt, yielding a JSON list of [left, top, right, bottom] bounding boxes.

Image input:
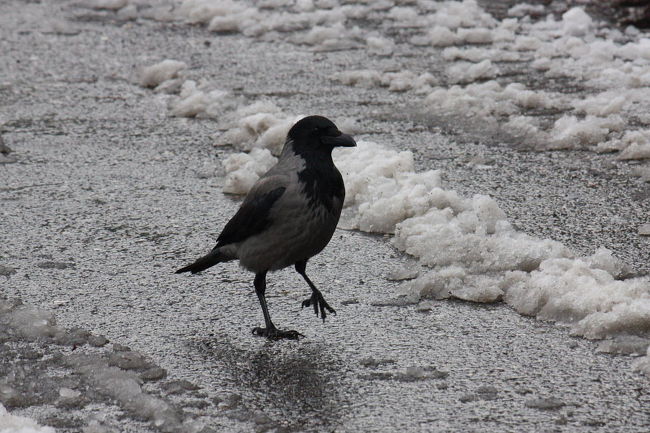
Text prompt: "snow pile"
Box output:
[[222, 148, 277, 194], [561, 7, 593, 37], [337, 143, 650, 343], [634, 347, 650, 376], [442, 46, 521, 62], [139, 59, 187, 89], [0, 298, 63, 341], [65, 354, 184, 432], [408, 0, 500, 46], [215, 101, 303, 155], [332, 70, 436, 93], [425, 0, 496, 32], [446, 59, 498, 84], [423, 80, 564, 144], [169, 80, 236, 118], [0, 403, 54, 433], [366, 35, 395, 56], [83, 0, 128, 11], [503, 248, 649, 339], [318, 2, 650, 158], [176, 0, 361, 50], [335, 141, 440, 232], [546, 115, 624, 150], [614, 130, 650, 160], [507, 3, 545, 18], [137, 61, 240, 119], [177, 0, 247, 25]]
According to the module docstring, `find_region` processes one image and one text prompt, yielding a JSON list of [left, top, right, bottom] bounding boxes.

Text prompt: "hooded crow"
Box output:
[[176, 115, 356, 340]]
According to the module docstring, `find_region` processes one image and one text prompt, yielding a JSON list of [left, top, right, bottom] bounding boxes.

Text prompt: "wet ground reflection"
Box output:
[[192, 335, 350, 431]]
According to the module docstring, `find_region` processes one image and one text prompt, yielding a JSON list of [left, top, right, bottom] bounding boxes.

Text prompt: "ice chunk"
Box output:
[[562, 7, 593, 37], [387, 7, 418, 23], [573, 93, 626, 116], [386, 264, 419, 281], [335, 140, 416, 208], [450, 274, 503, 303], [117, 4, 137, 20], [366, 36, 395, 55], [0, 403, 55, 433], [447, 59, 498, 84], [618, 143, 650, 160], [547, 115, 623, 150], [596, 335, 649, 355], [457, 28, 493, 44], [419, 26, 459, 47], [502, 250, 650, 339], [633, 347, 650, 376], [208, 8, 258, 32], [65, 354, 181, 431], [178, 0, 247, 24], [139, 60, 187, 89], [332, 70, 383, 87], [222, 148, 278, 195], [84, 0, 127, 11], [170, 81, 233, 118], [507, 3, 545, 18]]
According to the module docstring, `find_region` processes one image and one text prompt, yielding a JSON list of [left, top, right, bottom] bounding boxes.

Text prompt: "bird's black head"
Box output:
[[287, 115, 357, 154]]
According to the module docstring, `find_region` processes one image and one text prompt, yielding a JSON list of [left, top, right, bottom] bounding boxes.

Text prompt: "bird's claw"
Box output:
[[301, 291, 336, 322], [252, 326, 303, 340]]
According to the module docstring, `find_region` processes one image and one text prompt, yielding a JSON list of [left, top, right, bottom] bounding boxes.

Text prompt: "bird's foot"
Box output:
[[252, 326, 303, 340], [302, 291, 336, 322]]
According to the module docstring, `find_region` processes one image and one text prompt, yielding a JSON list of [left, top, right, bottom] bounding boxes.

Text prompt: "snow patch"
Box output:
[[0, 403, 55, 433], [139, 60, 187, 89], [222, 148, 278, 195]]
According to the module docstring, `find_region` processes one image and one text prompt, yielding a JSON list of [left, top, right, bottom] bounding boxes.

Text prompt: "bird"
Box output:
[[176, 115, 356, 340]]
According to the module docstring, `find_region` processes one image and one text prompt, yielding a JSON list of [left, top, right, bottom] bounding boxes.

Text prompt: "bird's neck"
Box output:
[[284, 140, 334, 169]]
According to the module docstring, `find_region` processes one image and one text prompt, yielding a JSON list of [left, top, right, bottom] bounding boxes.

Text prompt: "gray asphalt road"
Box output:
[[1, 1, 649, 432]]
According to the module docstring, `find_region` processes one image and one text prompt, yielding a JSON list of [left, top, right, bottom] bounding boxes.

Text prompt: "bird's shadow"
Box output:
[[190, 334, 350, 431]]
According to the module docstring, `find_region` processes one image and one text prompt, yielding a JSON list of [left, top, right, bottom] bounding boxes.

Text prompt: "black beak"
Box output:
[[321, 132, 357, 148]]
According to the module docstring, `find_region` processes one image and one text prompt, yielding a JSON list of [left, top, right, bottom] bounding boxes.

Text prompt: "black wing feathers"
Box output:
[[215, 186, 286, 247]]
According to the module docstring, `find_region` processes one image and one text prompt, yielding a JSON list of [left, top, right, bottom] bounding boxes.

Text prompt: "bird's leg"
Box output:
[[295, 260, 336, 322], [251, 271, 302, 340]]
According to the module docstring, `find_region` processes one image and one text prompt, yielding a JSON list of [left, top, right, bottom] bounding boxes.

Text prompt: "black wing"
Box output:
[[215, 185, 286, 248]]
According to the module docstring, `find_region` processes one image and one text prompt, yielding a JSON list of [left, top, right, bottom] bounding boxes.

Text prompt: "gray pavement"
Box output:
[[1, 1, 649, 432]]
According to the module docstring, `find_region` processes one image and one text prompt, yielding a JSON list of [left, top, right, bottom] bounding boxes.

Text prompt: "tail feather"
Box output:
[[176, 249, 226, 274]]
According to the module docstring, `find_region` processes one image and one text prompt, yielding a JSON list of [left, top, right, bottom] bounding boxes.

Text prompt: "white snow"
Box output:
[[446, 59, 498, 84], [547, 115, 624, 150], [222, 148, 277, 194], [562, 7, 593, 37], [411, 26, 459, 47], [84, 0, 127, 11], [177, 0, 246, 25], [169, 80, 235, 118], [507, 3, 545, 18], [139, 59, 187, 89], [0, 403, 55, 433], [366, 35, 395, 55], [65, 354, 183, 431]]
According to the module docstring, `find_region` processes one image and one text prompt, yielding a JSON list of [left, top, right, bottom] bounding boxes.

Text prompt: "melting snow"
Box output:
[[0, 404, 54, 433]]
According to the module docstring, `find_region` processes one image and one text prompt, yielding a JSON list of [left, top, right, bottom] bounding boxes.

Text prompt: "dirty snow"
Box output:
[[0, 404, 54, 433]]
